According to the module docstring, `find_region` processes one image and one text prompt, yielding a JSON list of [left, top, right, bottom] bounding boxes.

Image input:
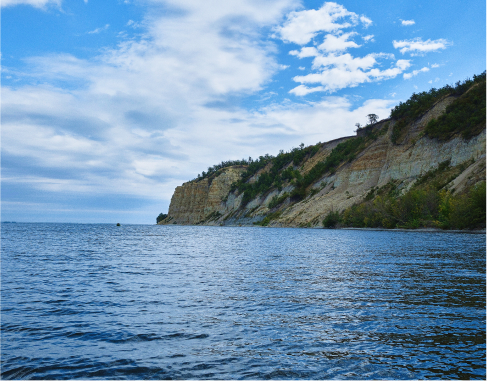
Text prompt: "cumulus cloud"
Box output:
[[393, 37, 451, 55], [275, 2, 369, 45], [277, 2, 411, 95], [400, 19, 415, 26], [317, 32, 361, 52], [291, 57, 410, 93]]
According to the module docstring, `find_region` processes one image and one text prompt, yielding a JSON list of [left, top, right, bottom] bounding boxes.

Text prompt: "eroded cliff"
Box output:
[[160, 80, 486, 228]]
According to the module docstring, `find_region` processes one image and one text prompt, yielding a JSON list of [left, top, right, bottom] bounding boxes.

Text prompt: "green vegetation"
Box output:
[[290, 129, 385, 201], [156, 213, 168, 223], [324, 159, 485, 230], [228, 124, 385, 207], [337, 182, 486, 230], [268, 192, 290, 209], [230, 143, 322, 206], [322, 210, 340, 228], [254, 211, 281, 226], [194, 159, 250, 181], [390, 71, 486, 144], [424, 76, 486, 140], [204, 211, 222, 222]]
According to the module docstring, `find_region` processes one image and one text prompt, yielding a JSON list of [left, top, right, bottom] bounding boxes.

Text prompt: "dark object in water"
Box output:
[[116, 223, 121, 226]]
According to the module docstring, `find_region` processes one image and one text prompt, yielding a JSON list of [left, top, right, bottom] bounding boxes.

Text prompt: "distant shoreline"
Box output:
[[157, 223, 486, 234]]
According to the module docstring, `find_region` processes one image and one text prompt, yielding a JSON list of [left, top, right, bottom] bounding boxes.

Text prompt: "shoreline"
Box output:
[[337, 227, 486, 234], [159, 223, 486, 234]]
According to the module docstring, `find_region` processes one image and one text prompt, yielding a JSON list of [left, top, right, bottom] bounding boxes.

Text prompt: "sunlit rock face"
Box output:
[[165, 166, 246, 225], [163, 95, 486, 228]]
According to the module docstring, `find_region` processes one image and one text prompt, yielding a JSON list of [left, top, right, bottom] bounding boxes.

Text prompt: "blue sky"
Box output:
[[2, 0, 485, 224]]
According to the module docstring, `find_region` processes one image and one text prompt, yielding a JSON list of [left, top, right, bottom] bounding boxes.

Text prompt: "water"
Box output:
[[1, 223, 485, 380]]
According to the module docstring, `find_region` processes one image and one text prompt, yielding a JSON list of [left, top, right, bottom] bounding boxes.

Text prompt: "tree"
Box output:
[[355, 123, 362, 131], [156, 213, 168, 223], [367, 114, 379, 124]]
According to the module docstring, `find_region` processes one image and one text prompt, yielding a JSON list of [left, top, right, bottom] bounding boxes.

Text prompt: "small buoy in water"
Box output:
[[116, 223, 121, 226]]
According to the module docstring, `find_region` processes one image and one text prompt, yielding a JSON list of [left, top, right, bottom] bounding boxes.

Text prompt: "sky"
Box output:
[[1, 0, 485, 224]]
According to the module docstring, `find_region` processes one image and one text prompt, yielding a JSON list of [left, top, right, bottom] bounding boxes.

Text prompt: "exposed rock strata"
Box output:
[[166, 166, 246, 224]]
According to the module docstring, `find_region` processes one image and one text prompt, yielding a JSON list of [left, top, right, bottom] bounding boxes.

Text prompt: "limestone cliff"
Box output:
[[160, 87, 486, 228], [165, 166, 246, 225]]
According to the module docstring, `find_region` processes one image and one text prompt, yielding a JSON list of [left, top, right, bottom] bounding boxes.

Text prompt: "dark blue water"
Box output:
[[1, 223, 485, 379]]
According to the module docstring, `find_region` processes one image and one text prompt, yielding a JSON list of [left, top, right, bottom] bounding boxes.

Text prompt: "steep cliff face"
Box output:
[[161, 92, 486, 228], [165, 166, 246, 225]]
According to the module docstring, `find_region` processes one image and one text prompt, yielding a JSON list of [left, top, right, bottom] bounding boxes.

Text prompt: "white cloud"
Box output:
[[360, 15, 372, 27], [1, 0, 60, 7], [275, 2, 364, 45], [87, 24, 110, 34], [291, 56, 410, 94], [289, 85, 325, 96], [393, 37, 451, 55], [289, 47, 319, 58], [317, 32, 361, 52], [403, 66, 429, 79], [277, 3, 411, 95], [400, 19, 415, 26], [363, 34, 374, 42], [261, 97, 395, 141], [2, 0, 301, 205], [431, 63, 440, 68]]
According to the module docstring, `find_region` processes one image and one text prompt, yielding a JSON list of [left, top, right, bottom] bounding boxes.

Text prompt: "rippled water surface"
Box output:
[[1, 223, 485, 379]]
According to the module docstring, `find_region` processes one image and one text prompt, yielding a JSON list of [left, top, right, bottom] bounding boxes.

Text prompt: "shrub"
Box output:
[[322, 210, 341, 228], [424, 79, 486, 140], [156, 213, 168, 223], [268, 192, 289, 209], [390, 71, 486, 143]]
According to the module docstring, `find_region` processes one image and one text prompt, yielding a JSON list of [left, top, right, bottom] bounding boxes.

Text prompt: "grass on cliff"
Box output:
[[390, 71, 486, 144]]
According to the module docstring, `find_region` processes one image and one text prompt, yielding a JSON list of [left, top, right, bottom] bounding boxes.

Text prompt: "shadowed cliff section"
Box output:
[[160, 73, 486, 229]]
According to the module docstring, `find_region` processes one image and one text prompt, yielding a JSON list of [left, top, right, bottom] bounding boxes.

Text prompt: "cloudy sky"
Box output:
[[2, 0, 485, 223]]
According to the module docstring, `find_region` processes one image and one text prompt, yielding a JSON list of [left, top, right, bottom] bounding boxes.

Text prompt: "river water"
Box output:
[[1, 223, 485, 379]]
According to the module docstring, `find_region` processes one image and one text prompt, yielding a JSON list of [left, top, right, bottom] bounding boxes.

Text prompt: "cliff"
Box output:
[[160, 77, 486, 229], [165, 166, 246, 225]]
